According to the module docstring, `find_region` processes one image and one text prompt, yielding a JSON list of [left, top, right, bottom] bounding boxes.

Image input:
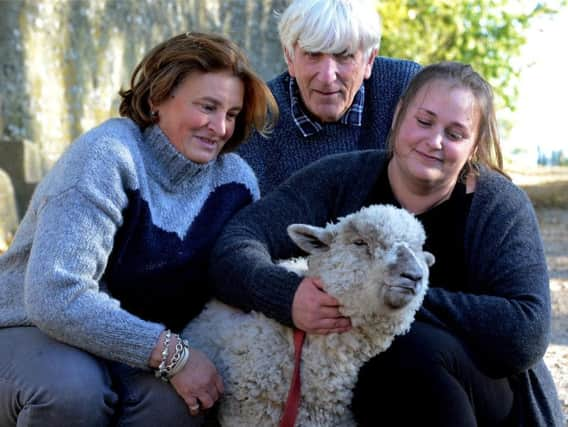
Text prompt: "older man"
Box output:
[[238, 0, 421, 194]]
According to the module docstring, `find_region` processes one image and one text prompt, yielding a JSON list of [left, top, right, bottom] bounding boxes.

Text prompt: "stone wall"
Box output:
[[0, 0, 289, 248], [0, 169, 18, 252]]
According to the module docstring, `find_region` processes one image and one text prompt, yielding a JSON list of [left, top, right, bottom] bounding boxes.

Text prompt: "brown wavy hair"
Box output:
[[387, 61, 508, 179], [119, 32, 278, 153]]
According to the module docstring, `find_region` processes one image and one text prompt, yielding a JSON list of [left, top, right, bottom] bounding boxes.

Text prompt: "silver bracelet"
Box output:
[[166, 335, 184, 370], [155, 334, 190, 381], [168, 339, 190, 378], [155, 329, 172, 381]]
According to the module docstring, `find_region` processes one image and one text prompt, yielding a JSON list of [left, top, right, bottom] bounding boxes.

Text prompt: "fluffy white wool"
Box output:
[[184, 204, 434, 426]]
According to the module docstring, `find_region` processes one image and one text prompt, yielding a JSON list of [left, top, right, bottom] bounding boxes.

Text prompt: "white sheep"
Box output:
[[184, 204, 435, 426]]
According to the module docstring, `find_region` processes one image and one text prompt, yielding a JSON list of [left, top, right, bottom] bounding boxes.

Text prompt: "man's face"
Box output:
[[286, 45, 375, 122]]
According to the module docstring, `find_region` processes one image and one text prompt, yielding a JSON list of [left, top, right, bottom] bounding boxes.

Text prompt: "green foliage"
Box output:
[[377, 0, 566, 111]]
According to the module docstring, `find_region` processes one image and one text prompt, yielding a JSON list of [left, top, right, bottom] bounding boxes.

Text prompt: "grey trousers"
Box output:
[[0, 327, 204, 427]]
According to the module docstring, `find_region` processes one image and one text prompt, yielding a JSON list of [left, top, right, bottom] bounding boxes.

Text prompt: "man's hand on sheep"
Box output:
[[292, 276, 352, 334], [170, 348, 224, 415]]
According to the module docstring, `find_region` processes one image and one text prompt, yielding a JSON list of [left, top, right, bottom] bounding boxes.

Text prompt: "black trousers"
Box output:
[[351, 321, 516, 427]]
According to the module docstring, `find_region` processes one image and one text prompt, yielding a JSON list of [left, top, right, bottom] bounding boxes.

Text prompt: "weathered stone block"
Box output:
[[0, 168, 18, 252], [0, 139, 45, 219], [0, 96, 4, 137], [0, 0, 287, 160]]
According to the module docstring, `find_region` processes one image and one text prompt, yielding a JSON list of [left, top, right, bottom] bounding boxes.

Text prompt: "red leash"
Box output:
[[279, 328, 306, 427]]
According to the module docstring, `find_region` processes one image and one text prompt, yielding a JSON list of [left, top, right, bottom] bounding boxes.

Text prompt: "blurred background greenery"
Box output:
[[378, 0, 563, 112], [377, 0, 568, 168]]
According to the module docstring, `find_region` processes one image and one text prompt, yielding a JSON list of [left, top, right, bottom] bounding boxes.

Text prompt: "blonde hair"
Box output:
[[119, 32, 278, 153], [387, 61, 507, 179]]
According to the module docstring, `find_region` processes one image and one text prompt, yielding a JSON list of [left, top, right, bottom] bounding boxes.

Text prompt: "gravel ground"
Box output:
[[539, 208, 568, 424]]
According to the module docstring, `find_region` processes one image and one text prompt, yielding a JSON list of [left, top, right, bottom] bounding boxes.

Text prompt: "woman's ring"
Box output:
[[189, 403, 200, 411]]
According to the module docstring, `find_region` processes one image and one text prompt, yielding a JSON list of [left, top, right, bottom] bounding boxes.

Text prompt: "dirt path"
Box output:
[[539, 208, 568, 423]]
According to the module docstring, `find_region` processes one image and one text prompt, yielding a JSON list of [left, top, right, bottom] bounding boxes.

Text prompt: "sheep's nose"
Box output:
[[395, 244, 423, 284], [384, 244, 424, 309], [401, 270, 422, 283]]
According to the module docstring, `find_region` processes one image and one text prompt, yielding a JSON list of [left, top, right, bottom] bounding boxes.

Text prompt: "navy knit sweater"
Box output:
[[0, 118, 259, 368], [238, 56, 421, 194], [211, 150, 564, 426]]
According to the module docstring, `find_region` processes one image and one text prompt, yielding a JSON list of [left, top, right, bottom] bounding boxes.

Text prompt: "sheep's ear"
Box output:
[[287, 224, 334, 254]]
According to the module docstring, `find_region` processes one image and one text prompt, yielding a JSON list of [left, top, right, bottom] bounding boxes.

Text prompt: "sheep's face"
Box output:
[[287, 205, 435, 323]]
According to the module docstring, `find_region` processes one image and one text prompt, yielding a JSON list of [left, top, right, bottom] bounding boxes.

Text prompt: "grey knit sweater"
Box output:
[[0, 118, 259, 369], [238, 56, 421, 194], [210, 150, 564, 426]]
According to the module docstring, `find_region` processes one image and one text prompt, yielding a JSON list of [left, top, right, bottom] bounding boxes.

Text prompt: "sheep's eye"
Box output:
[[353, 239, 367, 247]]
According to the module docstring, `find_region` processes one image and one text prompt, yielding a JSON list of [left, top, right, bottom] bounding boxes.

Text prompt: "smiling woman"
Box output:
[[388, 80, 479, 213], [152, 71, 245, 164], [0, 32, 277, 427]]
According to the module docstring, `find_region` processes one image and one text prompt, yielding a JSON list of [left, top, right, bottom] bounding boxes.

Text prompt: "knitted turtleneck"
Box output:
[[0, 118, 259, 368]]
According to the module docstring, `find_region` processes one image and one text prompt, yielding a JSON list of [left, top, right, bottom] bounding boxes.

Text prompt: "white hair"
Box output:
[[277, 0, 382, 60]]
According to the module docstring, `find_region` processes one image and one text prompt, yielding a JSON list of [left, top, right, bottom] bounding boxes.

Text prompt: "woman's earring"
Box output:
[[151, 110, 159, 122]]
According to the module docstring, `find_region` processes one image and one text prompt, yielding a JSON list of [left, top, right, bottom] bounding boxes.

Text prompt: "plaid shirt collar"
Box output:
[[288, 77, 365, 138]]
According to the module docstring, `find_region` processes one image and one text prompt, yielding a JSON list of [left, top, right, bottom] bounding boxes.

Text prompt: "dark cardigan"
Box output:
[[210, 150, 564, 426]]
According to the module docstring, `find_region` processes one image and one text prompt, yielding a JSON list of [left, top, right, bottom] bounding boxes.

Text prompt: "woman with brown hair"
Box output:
[[0, 32, 277, 426]]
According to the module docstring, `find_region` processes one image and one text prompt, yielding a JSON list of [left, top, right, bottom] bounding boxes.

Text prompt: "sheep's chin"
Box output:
[[384, 286, 415, 309]]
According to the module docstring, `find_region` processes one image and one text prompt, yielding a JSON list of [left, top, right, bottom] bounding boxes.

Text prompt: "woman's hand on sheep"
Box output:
[[170, 348, 224, 415], [292, 277, 351, 334]]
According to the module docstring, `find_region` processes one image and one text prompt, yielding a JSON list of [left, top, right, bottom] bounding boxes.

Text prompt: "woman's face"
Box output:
[[154, 70, 244, 164], [391, 79, 479, 190]]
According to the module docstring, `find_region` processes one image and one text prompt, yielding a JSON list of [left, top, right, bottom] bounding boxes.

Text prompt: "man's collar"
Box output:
[[288, 77, 365, 138]]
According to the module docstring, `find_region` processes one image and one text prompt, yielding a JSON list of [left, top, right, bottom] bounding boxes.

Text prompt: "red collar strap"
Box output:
[[279, 328, 306, 427]]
